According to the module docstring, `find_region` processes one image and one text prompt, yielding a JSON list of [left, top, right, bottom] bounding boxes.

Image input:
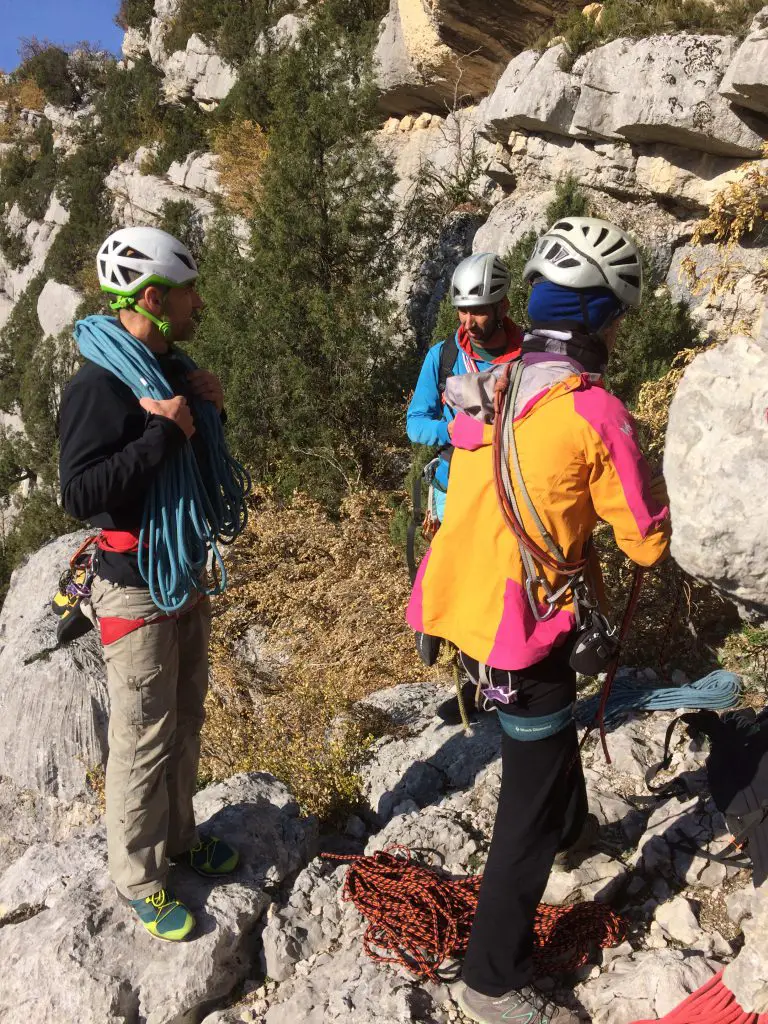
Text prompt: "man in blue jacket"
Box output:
[[406, 252, 523, 522]]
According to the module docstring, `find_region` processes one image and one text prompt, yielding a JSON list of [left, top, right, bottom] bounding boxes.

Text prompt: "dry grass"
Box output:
[[210, 119, 269, 217], [200, 486, 436, 821]]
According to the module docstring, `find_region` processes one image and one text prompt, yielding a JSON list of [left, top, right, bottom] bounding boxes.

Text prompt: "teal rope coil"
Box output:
[[74, 315, 251, 613], [575, 670, 742, 727]]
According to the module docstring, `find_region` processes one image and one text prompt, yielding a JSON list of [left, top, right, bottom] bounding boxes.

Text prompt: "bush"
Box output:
[[146, 101, 209, 176], [165, 0, 299, 66], [0, 120, 58, 223], [158, 200, 206, 264], [0, 486, 79, 606], [210, 118, 268, 217], [0, 221, 29, 269], [540, 0, 765, 57], [115, 0, 155, 32], [16, 40, 77, 108]]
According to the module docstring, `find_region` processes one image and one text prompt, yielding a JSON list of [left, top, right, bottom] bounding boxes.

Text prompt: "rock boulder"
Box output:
[[664, 329, 768, 615], [719, 6, 768, 116]]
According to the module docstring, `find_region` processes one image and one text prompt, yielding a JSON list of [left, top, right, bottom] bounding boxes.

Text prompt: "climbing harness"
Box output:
[[74, 315, 251, 613], [50, 535, 98, 644], [630, 971, 768, 1024], [322, 845, 625, 983], [492, 359, 643, 761]]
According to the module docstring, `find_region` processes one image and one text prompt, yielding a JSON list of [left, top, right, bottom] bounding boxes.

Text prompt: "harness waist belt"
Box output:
[[497, 703, 575, 742]]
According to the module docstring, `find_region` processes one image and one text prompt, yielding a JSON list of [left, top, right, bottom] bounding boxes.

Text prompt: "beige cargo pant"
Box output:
[[90, 576, 211, 901]]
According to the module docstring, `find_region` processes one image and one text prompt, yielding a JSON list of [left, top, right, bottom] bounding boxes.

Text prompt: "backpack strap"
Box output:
[[645, 712, 707, 795], [437, 334, 459, 396], [406, 470, 422, 584]]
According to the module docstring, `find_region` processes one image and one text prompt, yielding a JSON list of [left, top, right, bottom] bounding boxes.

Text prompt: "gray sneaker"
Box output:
[[457, 983, 579, 1024]]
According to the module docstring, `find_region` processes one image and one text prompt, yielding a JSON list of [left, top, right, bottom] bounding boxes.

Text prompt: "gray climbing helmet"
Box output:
[[451, 253, 511, 308], [523, 217, 643, 308]]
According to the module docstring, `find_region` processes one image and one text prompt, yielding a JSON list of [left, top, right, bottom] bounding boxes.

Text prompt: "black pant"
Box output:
[[461, 644, 588, 996]]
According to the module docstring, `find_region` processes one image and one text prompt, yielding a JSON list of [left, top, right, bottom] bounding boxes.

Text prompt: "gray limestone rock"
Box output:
[[723, 880, 768, 1012], [572, 35, 768, 157], [483, 46, 580, 140], [0, 530, 108, 803], [578, 949, 715, 1024], [719, 6, 768, 115], [0, 773, 318, 1024], [36, 279, 82, 338], [472, 188, 554, 257], [664, 332, 768, 614]]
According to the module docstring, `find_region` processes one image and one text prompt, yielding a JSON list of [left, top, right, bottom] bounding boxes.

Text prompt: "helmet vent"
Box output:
[[609, 254, 640, 267], [602, 238, 625, 257], [120, 246, 150, 260], [175, 252, 194, 270], [596, 227, 609, 245], [553, 220, 574, 232], [619, 273, 641, 287], [559, 258, 580, 269]]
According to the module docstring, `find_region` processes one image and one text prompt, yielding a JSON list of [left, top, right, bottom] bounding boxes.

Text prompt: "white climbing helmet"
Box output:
[[523, 217, 643, 308], [97, 226, 198, 298], [451, 252, 511, 308]]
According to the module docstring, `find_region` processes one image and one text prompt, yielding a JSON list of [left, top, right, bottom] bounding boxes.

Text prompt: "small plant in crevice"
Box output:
[[537, 0, 765, 57]]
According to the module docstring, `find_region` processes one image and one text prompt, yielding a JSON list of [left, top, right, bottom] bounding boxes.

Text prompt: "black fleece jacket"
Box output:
[[59, 352, 200, 587]]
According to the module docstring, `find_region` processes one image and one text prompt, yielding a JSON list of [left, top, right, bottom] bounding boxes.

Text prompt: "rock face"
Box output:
[[0, 193, 69, 332], [719, 6, 768, 116], [105, 148, 216, 227], [374, 0, 588, 115], [723, 880, 768, 1012], [664, 326, 768, 615], [0, 531, 108, 803], [36, 279, 83, 338], [572, 35, 767, 157], [162, 34, 238, 104], [0, 773, 318, 1024]]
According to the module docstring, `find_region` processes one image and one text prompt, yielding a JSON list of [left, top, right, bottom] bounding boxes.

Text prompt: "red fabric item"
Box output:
[[99, 615, 155, 645], [97, 530, 142, 554], [456, 316, 523, 364], [630, 972, 768, 1024]]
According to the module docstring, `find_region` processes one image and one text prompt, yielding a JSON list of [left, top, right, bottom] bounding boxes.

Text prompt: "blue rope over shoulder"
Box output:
[[575, 670, 742, 727], [75, 315, 251, 613]]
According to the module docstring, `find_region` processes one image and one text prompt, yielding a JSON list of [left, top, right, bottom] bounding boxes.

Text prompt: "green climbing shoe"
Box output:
[[176, 834, 239, 877], [129, 888, 195, 941]]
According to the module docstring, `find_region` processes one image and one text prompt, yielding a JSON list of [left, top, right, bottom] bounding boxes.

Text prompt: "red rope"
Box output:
[[630, 971, 768, 1024], [322, 846, 625, 984]]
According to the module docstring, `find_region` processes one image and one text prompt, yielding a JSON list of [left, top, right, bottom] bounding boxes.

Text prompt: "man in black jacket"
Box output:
[[59, 226, 236, 941]]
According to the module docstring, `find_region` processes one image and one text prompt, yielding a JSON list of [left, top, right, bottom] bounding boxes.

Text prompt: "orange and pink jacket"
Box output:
[[406, 362, 671, 671]]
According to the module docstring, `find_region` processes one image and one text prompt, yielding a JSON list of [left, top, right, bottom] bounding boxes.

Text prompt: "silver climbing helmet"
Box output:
[[523, 217, 643, 308], [451, 253, 511, 308]]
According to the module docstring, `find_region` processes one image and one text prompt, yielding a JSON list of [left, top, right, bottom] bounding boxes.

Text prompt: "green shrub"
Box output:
[[165, 0, 299, 66], [605, 255, 699, 409], [540, 0, 765, 57], [0, 121, 58, 223], [115, 0, 155, 32], [16, 42, 78, 108], [146, 102, 209, 176], [0, 221, 29, 269], [158, 200, 206, 264], [431, 292, 459, 347]]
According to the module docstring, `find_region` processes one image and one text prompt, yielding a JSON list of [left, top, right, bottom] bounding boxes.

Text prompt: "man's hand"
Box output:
[[447, 419, 455, 439], [140, 396, 195, 439], [187, 370, 224, 413]]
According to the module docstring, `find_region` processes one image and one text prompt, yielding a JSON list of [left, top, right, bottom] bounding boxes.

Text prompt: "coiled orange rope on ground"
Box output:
[[322, 845, 626, 983]]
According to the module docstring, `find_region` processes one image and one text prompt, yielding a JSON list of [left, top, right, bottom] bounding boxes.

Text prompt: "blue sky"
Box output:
[[0, 0, 125, 73]]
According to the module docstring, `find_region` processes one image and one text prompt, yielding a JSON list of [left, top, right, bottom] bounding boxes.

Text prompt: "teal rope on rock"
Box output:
[[74, 315, 250, 613], [575, 670, 742, 727]]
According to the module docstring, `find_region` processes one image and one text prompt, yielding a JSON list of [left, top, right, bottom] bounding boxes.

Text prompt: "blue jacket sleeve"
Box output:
[[406, 344, 452, 447]]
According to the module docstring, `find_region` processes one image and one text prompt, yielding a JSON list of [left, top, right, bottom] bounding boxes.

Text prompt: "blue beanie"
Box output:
[[527, 279, 625, 332]]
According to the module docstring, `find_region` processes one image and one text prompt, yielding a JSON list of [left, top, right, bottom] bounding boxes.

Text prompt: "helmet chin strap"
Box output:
[[110, 295, 174, 341]]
